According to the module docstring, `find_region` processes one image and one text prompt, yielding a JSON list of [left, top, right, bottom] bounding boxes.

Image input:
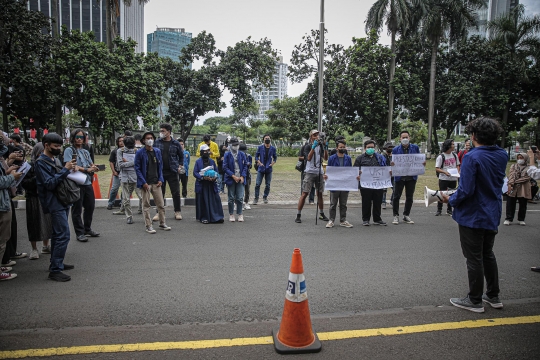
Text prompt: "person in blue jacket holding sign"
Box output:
[[391, 130, 426, 225], [253, 134, 277, 205]]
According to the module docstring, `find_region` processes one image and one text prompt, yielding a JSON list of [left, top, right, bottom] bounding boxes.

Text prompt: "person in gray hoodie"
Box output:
[[117, 136, 140, 224]]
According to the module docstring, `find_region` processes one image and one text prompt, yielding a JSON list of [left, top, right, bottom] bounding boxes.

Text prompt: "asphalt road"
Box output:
[[1, 202, 539, 359]]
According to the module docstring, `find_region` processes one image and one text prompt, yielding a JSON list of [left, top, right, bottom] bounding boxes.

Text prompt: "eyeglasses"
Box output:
[[75, 135, 84, 139]]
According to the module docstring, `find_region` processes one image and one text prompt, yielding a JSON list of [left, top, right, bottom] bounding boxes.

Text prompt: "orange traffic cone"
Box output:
[[272, 248, 322, 354], [92, 174, 102, 199]]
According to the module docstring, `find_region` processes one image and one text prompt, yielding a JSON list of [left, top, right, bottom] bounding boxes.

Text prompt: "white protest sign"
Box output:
[[360, 167, 392, 189], [325, 166, 359, 192], [391, 154, 426, 177], [448, 168, 460, 178], [502, 177, 508, 194]]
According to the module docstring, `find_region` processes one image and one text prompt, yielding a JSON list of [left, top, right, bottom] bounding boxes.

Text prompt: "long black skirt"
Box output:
[[26, 196, 52, 242], [195, 182, 224, 224]]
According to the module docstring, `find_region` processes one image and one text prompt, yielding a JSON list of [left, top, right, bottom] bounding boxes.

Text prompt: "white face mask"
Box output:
[[517, 159, 525, 165], [146, 139, 154, 147], [401, 138, 410, 146], [159, 132, 166, 139], [231, 145, 239, 152]]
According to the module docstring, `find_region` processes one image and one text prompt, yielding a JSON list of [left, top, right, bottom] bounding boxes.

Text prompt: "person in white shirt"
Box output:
[[435, 139, 460, 216]]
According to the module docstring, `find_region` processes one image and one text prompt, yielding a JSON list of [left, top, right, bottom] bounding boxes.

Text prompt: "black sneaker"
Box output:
[[76, 235, 88, 242], [319, 213, 329, 221], [263, 197, 268, 204], [63, 264, 74, 270], [295, 216, 302, 223], [85, 230, 100, 237], [447, 209, 453, 216], [374, 220, 387, 226], [107, 204, 113, 210], [450, 296, 484, 313], [48, 272, 71, 282], [127, 216, 133, 224], [435, 211, 442, 216], [482, 294, 503, 309], [362, 221, 370, 226]]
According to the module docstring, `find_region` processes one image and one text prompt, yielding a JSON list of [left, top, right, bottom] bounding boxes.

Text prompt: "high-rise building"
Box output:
[[251, 57, 288, 121], [470, 0, 520, 38], [147, 28, 192, 62], [26, 0, 145, 53]]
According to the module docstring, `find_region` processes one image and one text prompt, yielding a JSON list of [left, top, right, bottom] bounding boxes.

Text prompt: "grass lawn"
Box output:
[[93, 154, 513, 201]]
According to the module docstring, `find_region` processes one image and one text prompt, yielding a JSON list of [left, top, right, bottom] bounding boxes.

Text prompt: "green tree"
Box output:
[[365, 0, 412, 141], [203, 116, 231, 134], [265, 97, 309, 144]]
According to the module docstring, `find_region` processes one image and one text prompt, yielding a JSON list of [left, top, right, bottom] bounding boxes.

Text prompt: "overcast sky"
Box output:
[[144, 0, 540, 121]]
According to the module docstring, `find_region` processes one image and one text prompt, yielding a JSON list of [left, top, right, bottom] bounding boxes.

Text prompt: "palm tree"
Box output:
[[365, 0, 411, 142], [487, 4, 540, 148], [105, 0, 150, 51], [412, 0, 485, 154]]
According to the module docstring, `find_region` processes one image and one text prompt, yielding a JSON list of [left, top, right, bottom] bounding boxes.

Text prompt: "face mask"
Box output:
[[50, 147, 61, 156], [159, 132, 166, 139], [202, 153, 209, 159], [231, 145, 239, 152], [366, 148, 375, 156], [386, 149, 392, 154], [517, 159, 525, 165], [338, 149, 346, 154], [264, 139, 271, 144], [145, 139, 154, 147], [401, 138, 409, 146]]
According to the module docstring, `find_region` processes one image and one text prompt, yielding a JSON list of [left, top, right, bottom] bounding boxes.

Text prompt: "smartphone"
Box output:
[[97, 164, 106, 171], [532, 146, 538, 152], [72, 154, 77, 161]]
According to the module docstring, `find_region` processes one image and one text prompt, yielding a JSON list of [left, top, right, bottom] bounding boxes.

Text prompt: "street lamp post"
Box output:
[[318, 0, 324, 134]]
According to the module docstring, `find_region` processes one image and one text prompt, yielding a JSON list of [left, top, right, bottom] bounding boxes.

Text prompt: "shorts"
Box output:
[[303, 172, 324, 193]]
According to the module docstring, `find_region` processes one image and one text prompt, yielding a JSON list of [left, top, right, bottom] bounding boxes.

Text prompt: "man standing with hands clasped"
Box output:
[[441, 117, 507, 313]]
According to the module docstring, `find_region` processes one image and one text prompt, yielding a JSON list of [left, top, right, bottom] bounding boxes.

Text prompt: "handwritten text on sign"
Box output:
[[360, 167, 392, 189], [391, 154, 426, 177]]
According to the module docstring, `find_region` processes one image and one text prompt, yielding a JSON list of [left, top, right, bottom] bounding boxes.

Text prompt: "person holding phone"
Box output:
[[63, 129, 100, 242]]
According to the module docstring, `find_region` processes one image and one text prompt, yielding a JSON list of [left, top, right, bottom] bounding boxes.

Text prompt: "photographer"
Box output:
[[298, 138, 316, 205], [295, 130, 329, 224]]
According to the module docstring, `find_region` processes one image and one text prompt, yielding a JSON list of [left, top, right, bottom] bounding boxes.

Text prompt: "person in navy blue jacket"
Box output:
[[354, 140, 388, 226], [134, 132, 169, 234], [440, 117, 507, 313], [323, 139, 357, 228], [253, 134, 277, 204], [239, 143, 253, 210], [223, 138, 248, 222], [193, 145, 224, 224], [34, 133, 76, 282], [391, 131, 425, 225]]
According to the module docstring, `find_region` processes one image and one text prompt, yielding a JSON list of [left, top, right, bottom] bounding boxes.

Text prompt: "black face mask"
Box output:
[[264, 139, 271, 144], [338, 149, 346, 154], [202, 153, 209, 159], [50, 147, 61, 156]]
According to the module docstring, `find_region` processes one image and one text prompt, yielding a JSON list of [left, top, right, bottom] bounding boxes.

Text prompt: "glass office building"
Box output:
[[470, 0, 520, 38], [251, 57, 288, 121], [147, 28, 193, 62], [26, 0, 145, 53]]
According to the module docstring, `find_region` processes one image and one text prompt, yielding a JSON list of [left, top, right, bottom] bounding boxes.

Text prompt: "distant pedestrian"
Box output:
[[35, 133, 77, 282], [298, 139, 315, 205], [457, 138, 471, 163], [134, 132, 170, 234], [239, 143, 252, 210], [223, 138, 247, 222], [381, 142, 394, 210], [254, 134, 277, 205], [193, 145, 224, 224], [63, 129, 100, 242], [355, 140, 388, 226], [117, 136, 139, 224], [435, 139, 460, 216], [504, 152, 531, 226], [108, 135, 124, 211], [177, 138, 190, 198]]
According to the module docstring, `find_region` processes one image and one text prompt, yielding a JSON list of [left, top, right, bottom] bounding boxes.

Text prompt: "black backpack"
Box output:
[[436, 152, 458, 178], [38, 157, 80, 206]]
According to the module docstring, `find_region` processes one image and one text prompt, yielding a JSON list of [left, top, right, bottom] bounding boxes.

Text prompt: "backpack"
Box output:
[[436, 153, 457, 178], [38, 157, 80, 206]]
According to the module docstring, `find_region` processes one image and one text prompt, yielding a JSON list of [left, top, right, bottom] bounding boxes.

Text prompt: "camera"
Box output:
[[318, 132, 326, 142]]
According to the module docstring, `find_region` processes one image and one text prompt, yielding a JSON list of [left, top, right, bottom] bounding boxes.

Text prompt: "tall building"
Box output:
[[251, 57, 288, 121], [147, 28, 193, 62], [470, 0, 520, 38], [26, 0, 145, 53]]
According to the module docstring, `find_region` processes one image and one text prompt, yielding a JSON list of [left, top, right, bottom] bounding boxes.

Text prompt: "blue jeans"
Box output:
[[50, 208, 71, 273], [108, 175, 121, 206], [254, 171, 272, 199], [227, 181, 245, 215]]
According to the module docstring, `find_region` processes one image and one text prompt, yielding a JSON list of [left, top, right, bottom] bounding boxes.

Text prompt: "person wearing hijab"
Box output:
[[21, 142, 52, 259], [223, 138, 248, 222], [504, 152, 531, 226], [193, 145, 224, 224]]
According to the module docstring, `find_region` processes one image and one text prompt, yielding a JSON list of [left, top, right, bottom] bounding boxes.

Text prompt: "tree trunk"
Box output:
[[427, 39, 438, 156], [387, 30, 396, 142], [1, 87, 8, 132], [501, 103, 509, 149]]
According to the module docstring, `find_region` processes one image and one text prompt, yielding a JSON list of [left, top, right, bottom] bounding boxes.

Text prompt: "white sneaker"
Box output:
[[238, 214, 244, 222], [29, 249, 39, 260], [229, 215, 236, 222], [392, 216, 399, 225], [152, 214, 159, 222], [519, 221, 526, 226], [504, 220, 511, 226], [326, 221, 334, 228], [175, 212, 183, 220], [340, 221, 353, 228], [403, 216, 415, 224], [244, 203, 251, 210]]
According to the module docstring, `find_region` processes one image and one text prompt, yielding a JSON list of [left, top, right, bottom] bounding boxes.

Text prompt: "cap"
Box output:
[[230, 137, 239, 145], [200, 144, 210, 151], [309, 129, 319, 136]]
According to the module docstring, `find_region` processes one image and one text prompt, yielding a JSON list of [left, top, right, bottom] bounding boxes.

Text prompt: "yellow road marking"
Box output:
[[1, 315, 539, 359]]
